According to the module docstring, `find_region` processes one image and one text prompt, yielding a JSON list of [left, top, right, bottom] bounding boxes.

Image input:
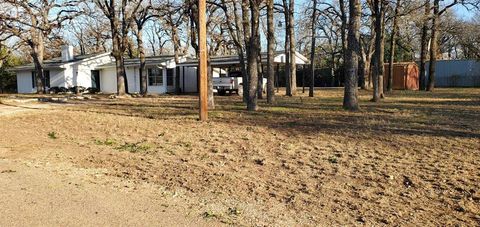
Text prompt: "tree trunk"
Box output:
[[359, 56, 366, 89], [137, 28, 148, 95], [339, 0, 348, 81], [309, 0, 317, 97], [247, 0, 260, 111], [239, 52, 248, 100], [114, 54, 127, 95], [372, 0, 386, 102], [288, 0, 297, 96], [388, 0, 401, 92], [172, 24, 181, 94], [343, 0, 361, 111], [283, 0, 291, 96], [302, 65, 305, 93], [30, 42, 45, 94], [207, 58, 215, 109], [266, 0, 275, 103], [276, 64, 280, 93], [331, 53, 336, 87], [427, 0, 439, 92], [110, 11, 127, 96], [241, 0, 252, 103], [387, 29, 397, 92], [419, 0, 430, 91], [359, 37, 367, 89], [257, 53, 264, 99]]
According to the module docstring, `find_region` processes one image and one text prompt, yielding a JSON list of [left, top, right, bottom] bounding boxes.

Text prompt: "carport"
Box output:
[[177, 51, 310, 93]]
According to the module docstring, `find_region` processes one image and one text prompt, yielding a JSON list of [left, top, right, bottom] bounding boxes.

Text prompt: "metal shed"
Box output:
[[424, 60, 480, 87]]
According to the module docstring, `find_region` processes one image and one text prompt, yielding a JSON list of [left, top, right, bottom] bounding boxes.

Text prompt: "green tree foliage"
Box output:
[[0, 48, 24, 93]]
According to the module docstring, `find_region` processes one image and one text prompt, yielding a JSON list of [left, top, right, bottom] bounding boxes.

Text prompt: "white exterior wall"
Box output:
[[16, 71, 35, 93], [72, 54, 114, 88], [16, 69, 63, 93], [100, 66, 175, 94], [125, 66, 141, 93], [49, 69, 65, 87], [100, 67, 117, 93], [15, 54, 114, 93]]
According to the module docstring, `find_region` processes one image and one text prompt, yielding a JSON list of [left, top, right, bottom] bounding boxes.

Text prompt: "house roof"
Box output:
[[95, 55, 185, 69], [178, 51, 310, 67], [12, 52, 111, 71]]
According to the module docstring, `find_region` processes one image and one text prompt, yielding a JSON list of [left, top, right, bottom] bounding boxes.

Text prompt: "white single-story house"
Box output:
[[14, 46, 113, 93], [13, 46, 198, 94], [14, 46, 309, 94]]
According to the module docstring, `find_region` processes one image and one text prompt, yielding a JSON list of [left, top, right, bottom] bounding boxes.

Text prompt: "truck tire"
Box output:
[[218, 90, 227, 96]]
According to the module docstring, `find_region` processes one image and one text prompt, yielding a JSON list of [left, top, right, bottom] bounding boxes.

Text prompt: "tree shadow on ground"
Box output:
[[52, 89, 480, 139]]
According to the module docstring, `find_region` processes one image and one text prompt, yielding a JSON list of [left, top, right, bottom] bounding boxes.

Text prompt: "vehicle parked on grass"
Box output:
[[213, 71, 267, 96]]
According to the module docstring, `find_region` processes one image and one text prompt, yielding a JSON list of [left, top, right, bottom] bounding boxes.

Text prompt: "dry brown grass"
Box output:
[[1, 88, 479, 226]]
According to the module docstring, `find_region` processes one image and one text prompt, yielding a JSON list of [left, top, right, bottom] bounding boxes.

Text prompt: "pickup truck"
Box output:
[[213, 72, 267, 96]]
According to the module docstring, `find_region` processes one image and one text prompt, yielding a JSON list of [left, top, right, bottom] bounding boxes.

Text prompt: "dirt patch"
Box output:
[[0, 158, 217, 226], [0, 98, 52, 116], [0, 88, 479, 226]]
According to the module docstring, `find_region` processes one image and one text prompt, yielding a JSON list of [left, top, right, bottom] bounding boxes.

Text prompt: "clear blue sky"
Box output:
[[295, 0, 477, 21]]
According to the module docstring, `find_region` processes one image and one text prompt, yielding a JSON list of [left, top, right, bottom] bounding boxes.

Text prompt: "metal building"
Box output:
[[425, 60, 480, 87]]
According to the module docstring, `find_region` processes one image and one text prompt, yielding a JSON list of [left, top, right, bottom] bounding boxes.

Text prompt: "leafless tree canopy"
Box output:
[[1, 0, 479, 107]]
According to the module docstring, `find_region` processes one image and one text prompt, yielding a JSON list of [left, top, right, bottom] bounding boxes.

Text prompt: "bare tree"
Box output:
[[387, 0, 402, 92], [288, 0, 297, 96], [155, 0, 186, 94], [343, 0, 361, 110], [0, 0, 83, 94], [419, 0, 430, 91], [309, 0, 318, 97], [245, 0, 261, 110], [282, 0, 297, 96], [95, 0, 144, 95], [282, 0, 291, 95], [425, 0, 479, 91], [427, 0, 457, 91], [266, 0, 276, 103], [371, 0, 386, 101], [133, 4, 155, 95]]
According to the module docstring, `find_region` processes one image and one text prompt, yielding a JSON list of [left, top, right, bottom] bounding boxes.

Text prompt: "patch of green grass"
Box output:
[[48, 132, 58, 139], [228, 207, 242, 216], [269, 106, 291, 112], [94, 138, 117, 146], [116, 142, 152, 153], [202, 211, 219, 218], [327, 156, 338, 164]]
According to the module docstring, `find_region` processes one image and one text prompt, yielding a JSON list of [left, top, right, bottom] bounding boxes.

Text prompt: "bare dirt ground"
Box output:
[[0, 88, 479, 226]]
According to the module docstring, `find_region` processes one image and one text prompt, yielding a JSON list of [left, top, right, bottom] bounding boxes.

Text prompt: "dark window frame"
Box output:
[[148, 68, 163, 86], [32, 70, 50, 88]]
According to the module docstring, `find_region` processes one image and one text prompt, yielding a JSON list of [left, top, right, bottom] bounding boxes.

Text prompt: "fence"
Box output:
[[425, 60, 480, 87]]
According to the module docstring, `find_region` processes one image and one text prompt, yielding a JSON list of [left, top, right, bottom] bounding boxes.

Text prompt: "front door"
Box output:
[[91, 70, 101, 91]]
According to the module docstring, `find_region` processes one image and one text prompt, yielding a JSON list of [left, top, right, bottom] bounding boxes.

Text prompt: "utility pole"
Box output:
[[309, 0, 318, 97], [199, 0, 208, 121]]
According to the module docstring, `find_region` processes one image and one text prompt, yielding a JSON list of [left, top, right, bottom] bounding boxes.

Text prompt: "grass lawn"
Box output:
[[0, 88, 479, 225]]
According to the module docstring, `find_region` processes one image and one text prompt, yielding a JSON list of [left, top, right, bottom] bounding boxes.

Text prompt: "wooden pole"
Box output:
[[199, 0, 208, 121]]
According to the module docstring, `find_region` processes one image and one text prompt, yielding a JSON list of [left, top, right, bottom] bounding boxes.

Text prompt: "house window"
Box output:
[[148, 68, 163, 86], [32, 70, 50, 88], [167, 68, 174, 86]]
